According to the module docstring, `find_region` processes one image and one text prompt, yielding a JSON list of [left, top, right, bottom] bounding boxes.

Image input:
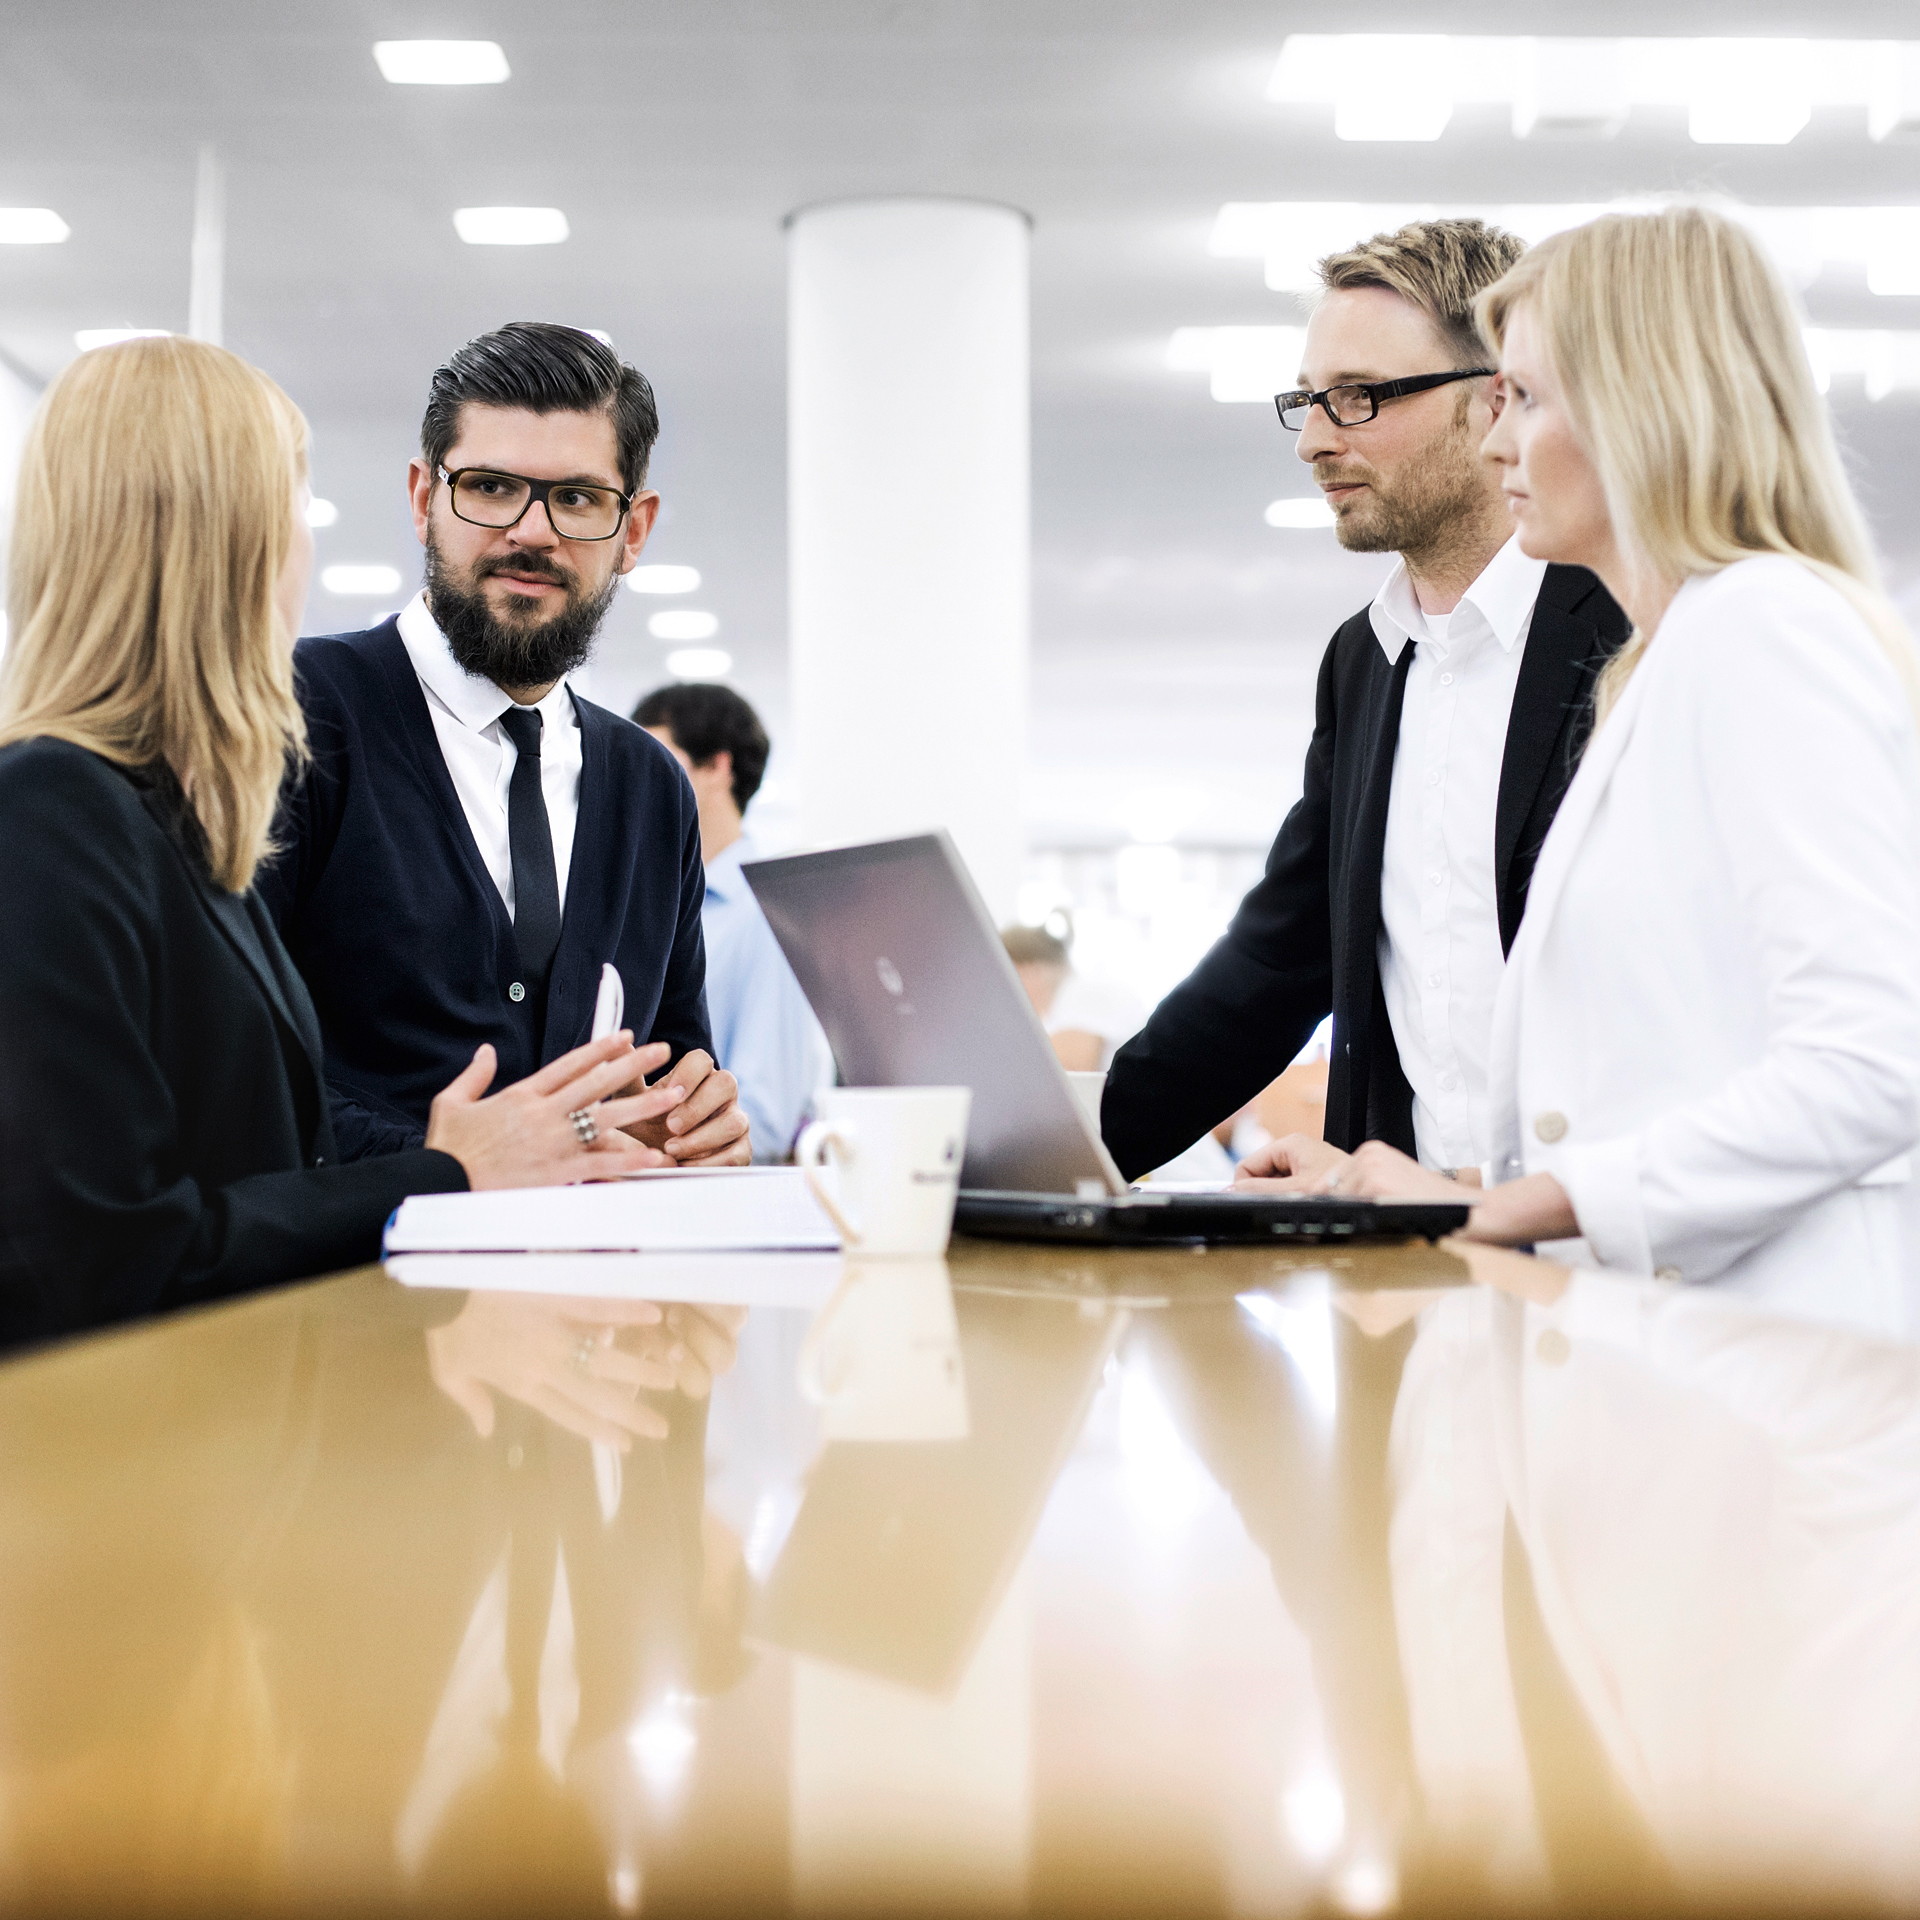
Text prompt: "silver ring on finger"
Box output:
[[569, 1106, 600, 1146]]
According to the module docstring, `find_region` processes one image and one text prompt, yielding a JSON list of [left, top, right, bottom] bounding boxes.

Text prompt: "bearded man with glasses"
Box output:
[[261, 322, 749, 1167], [1103, 220, 1626, 1191]]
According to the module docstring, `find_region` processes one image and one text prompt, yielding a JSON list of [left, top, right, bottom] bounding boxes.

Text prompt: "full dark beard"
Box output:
[[425, 534, 620, 688]]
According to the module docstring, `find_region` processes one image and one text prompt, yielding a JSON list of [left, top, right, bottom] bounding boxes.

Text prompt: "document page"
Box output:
[[385, 1166, 841, 1255]]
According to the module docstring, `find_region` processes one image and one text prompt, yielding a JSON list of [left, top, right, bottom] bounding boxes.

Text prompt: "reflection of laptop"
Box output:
[[753, 1289, 1121, 1692], [743, 832, 1468, 1246]]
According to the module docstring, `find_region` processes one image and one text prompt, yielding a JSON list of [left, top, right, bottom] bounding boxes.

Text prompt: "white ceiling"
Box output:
[[6, 0, 1920, 849]]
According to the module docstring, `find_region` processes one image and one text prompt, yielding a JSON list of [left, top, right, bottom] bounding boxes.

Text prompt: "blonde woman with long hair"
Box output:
[[1330, 207, 1920, 1331], [0, 339, 698, 1348]]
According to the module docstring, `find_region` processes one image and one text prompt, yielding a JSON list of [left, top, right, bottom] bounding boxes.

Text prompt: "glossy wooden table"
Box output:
[[1, 1234, 1915, 1916]]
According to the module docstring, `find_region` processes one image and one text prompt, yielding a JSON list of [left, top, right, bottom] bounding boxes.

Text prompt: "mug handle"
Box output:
[[797, 1119, 863, 1246], [797, 1271, 861, 1406]]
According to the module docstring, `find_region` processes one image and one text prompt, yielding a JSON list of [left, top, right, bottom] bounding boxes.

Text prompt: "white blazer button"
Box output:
[[508, 981, 526, 1003], [1535, 1329, 1571, 1366], [1655, 1265, 1682, 1283], [1533, 1112, 1568, 1143]]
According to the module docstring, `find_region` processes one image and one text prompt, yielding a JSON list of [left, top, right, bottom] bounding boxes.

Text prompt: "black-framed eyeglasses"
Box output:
[[1274, 368, 1494, 431], [437, 465, 634, 540]]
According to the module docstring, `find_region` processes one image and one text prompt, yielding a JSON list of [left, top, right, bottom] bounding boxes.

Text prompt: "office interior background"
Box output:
[[4, 0, 1919, 1017]]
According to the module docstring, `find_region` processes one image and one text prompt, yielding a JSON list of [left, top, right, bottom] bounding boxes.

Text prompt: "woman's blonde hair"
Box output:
[[1474, 204, 1918, 723], [1, 336, 309, 891]]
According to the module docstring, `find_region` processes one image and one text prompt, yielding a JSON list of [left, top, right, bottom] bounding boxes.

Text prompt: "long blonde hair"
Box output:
[[1, 337, 309, 891], [1475, 205, 1918, 724]]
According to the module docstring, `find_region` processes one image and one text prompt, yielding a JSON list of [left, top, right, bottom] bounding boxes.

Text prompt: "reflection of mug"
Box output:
[[798, 1262, 970, 1442], [796, 1087, 971, 1256]]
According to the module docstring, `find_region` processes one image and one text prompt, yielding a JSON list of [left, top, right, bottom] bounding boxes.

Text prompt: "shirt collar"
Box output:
[[395, 590, 578, 734], [1367, 536, 1548, 665], [703, 833, 751, 900]]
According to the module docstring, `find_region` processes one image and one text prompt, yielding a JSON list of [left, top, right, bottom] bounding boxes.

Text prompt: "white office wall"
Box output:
[[788, 198, 1030, 921], [0, 357, 44, 632]]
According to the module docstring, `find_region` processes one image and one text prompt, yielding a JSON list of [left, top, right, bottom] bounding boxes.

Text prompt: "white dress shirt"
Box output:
[[396, 592, 583, 917], [1372, 535, 1548, 1170]]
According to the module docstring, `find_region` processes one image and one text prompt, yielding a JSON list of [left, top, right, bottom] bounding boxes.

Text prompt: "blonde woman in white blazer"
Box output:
[[1324, 207, 1920, 1333]]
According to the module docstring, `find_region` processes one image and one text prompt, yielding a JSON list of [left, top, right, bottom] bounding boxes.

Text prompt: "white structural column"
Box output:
[[788, 199, 1030, 920]]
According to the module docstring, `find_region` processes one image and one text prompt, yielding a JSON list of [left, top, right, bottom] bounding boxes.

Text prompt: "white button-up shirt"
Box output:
[[1371, 536, 1548, 1170], [395, 591, 583, 918]]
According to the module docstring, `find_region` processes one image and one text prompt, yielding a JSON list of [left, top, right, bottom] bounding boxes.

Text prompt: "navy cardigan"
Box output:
[[258, 618, 711, 1161]]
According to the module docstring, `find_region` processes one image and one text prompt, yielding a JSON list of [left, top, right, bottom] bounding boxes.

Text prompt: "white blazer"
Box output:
[[1487, 554, 1920, 1334]]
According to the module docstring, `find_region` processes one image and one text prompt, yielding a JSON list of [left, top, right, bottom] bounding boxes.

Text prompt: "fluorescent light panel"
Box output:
[[1268, 36, 1920, 144], [665, 647, 731, 680], [322, 564, 403, 596], [453, 206, 568, 246], [0, 208, 69, 244], [1266, 498, 1336, 529], [374, 40, 509, 85], [75, 328, 170, 351], [649, 610, 719, 642], [626, 564, 700, 595], [1210, 200, 1920, 297]]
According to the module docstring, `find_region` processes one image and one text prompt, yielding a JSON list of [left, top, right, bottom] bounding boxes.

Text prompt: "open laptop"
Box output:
[[742, 831, 1468, 1246]]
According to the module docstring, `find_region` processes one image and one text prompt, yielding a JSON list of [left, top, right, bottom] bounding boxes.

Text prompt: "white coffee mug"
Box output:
[[796, 1086, 971, 1255], [797, 1261, 970, 1442]]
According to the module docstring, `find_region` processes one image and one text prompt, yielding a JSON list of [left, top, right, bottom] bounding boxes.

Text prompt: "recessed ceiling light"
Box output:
[[373, 40, 509, 85], [626, 565, 701, 595], [1266, 498, 1336, 529], [305, 497, 339, 529], [322, 564, 403, 596], [1166, 326, 1307, 402], [454, 206, 568, 246], [75, 328, 170, 351], [0, 208, 70, 244], [650, 610, 719, 641], [666, 648, 732, 680]]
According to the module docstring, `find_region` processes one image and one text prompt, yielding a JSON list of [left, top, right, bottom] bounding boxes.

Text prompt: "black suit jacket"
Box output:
[[0, 742, 466, 1350], [1102, 565, 1628, 1180], [258, 619, 712, 1160]]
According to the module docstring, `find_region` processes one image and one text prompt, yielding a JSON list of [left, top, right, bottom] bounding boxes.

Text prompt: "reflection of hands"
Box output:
[[1233, 1133, 1351, 1190], [426, 1294, 683, 1449], [1331, 1287, 1451, 1338], [632, 1302, 748, 1399], [622, 1049, 752, 1166]]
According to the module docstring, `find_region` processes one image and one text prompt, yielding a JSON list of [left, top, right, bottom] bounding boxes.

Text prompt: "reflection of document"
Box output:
[[385, 1250, 844, 1306], [386, 1168, 841, 1255]]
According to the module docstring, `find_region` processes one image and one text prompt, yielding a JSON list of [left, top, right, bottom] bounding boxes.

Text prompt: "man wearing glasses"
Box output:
[[262, 322, 748, 1166], [1103, 220, 1627, 1188]]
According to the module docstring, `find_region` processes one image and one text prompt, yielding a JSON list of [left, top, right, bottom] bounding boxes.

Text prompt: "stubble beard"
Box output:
[[1321, 406, 1492, 573], [425, 532, 620, 690]]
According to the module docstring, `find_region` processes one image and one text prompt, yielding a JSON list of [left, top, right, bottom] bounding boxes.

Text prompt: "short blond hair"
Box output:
[[1, 337, 309, 891], [1475, 205, 1917, 723], [1319, 218, 1526, 367]]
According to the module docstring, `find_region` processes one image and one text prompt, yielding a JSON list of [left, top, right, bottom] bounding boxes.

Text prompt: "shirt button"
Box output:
[[1427, 771, 1441, 786], [1429, 871, 1443, 886], [508, 981, 526, 1003], [1439, 1074, 1457, 1091], [1438, 672, 1454, 686], [1427, 973, 1441, 986], [1534, 1111, 1569, 1143], [1535, 1329, 1571, 1367]]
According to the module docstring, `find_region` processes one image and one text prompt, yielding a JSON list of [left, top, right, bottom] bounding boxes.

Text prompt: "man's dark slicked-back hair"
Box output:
[[631, 681, 771, 815], [421, 321, 660, 493]]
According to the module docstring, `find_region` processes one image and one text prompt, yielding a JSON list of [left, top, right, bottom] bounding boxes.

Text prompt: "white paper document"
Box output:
[[385, 1166, 842, 1255], [384, 1250, 845, 1306]]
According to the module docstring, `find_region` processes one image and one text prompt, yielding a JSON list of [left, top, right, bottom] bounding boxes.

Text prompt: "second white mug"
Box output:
[[796, 1086, 972, 1255]]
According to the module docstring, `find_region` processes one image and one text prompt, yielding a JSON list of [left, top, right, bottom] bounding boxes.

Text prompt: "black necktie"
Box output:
[[496, 706, 562, 988]]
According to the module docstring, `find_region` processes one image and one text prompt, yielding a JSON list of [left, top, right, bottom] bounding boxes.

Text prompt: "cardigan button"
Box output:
[[1535, 1329, 1571, 1367], [508, 981, 526, 1003], [1533, 1111, 1568, 1143]]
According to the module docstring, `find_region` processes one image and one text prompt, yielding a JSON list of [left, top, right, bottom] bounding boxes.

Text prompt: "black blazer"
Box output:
[[258, 619, 712, 1161], [0, 741, 466, 1350], [1102, 565, 1628, 1180]]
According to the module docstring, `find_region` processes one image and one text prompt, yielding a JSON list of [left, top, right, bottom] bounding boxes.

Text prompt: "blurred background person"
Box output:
[[635, 680, 834, 1162], [1001, 919, 1146, 1072], [1325, 207, 1920, 1336], [0, 338, 675, 1351]]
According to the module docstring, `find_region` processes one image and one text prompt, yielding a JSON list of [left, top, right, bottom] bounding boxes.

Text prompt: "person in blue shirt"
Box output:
[[633, 683, 833, 1163]]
